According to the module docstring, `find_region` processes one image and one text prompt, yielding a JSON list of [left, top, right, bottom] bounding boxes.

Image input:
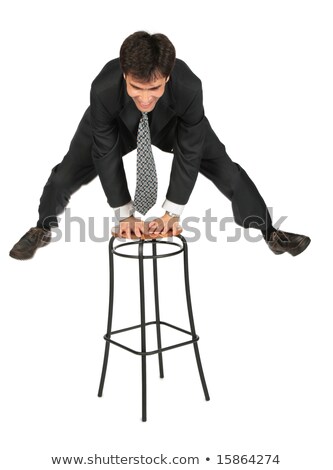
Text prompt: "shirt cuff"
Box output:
[[113, 200, 135, 220], [162, 199, 185, 216]]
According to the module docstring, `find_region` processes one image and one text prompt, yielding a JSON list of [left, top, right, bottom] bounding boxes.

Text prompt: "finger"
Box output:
[[148, 222, 157, 232], [134, 223, 143, 238], [150, 217, 162, 230], [162, 223, 169, 235], [172, 223, 180, 236], [150, 226, 159, 234], [149, 223, 159, 234], [154, 224, 164, 234]]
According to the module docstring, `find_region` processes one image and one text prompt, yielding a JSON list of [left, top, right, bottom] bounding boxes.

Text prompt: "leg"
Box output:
[[10, 107, 98, 259], [152, 240, 164, 379], [138, 241, 147, 422], [180, 236, 210, 401], [98, 237, 116, 397], [199, 118, 272, 232], [199, 118, 311, 255], [37, 107, 97, 229]]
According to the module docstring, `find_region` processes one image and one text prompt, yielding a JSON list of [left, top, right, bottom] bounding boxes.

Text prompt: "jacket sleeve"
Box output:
[[165, 83, 205, 205], [90, 86, 131, 208]]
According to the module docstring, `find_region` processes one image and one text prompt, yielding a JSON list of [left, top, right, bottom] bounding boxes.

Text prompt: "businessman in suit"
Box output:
[[9, 31, 310, 259]]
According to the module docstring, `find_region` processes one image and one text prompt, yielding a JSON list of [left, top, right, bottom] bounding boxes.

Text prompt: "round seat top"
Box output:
[[111, 225, 183, 240]]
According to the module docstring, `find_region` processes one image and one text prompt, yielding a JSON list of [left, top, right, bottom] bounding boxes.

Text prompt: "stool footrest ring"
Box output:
[[103, 320, 199, 356]]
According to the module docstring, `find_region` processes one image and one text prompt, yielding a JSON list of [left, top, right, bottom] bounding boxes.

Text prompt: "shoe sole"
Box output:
[[9, 240, 51, 260], [9, 249, 36, 260], [270, 237, 311, 256], [290, 237, 311, 256]]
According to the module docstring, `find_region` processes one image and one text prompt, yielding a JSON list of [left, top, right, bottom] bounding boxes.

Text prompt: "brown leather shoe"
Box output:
[[9, 227, 51, 260], [266, 230, 311, 256]]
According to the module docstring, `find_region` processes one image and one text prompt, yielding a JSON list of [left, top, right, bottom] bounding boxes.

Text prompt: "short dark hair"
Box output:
[[120, 31, 176, 81]]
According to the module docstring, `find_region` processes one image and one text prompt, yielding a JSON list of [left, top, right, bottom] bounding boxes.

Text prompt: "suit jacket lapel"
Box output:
[[150, 88, 176, 140], [118, 82, 141, 136]]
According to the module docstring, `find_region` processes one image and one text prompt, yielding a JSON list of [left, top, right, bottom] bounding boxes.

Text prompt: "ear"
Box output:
[[165, 76, 170, 83]]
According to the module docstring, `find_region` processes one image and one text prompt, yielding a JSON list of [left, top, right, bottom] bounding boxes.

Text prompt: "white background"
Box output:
[[1, 0, 332, 468]]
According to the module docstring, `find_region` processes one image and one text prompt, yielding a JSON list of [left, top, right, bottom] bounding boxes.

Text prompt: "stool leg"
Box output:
[[139, 241, 147, 421], [152, 240, 164, 379], [181, 236, 210, 401], [98, 237, 115, 397]]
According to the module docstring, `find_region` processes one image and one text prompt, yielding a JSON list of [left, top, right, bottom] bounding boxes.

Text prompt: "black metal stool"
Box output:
[[98, 231, 210, 421]]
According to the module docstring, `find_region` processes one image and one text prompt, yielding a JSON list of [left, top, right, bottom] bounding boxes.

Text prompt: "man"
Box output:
[[9, 31, 310, 260]]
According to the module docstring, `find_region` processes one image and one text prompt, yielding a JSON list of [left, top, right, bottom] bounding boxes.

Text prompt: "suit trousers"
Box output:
[[37, 107, 272, 231]]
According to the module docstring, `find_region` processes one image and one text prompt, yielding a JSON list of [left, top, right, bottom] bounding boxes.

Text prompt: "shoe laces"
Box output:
[[25, 227, 46, 243]]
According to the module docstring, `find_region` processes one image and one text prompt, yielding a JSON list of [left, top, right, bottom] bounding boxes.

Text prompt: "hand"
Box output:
[[118, 216, 145, 238], [148, 212, 181, 236]]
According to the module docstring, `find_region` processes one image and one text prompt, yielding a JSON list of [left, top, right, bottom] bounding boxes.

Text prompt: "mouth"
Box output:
[[139, 102, 153, 109]]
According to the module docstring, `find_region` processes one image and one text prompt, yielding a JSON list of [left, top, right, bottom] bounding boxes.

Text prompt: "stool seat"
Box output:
[[111, 225, 183, 240]]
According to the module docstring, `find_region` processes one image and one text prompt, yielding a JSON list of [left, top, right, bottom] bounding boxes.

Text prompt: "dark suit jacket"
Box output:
[[90, 58, 205, 209]]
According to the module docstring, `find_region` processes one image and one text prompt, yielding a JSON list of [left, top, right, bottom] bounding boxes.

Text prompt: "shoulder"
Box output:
[[168, 59, 203, 115], [91, 58, 123, 95], [90, 58, 123, 114], [170, 59, 202, 93]]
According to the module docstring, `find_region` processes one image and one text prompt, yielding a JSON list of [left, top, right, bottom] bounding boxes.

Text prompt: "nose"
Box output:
[[140, 89, 151, 104]]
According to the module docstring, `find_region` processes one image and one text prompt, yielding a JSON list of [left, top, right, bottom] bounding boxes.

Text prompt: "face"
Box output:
[[124, 73, 169, 113]]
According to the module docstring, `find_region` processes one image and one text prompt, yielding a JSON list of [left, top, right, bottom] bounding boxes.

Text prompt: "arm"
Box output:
[[90, 87, 146, 237], [149, 82, 205, 234], [166, 84, 205, 206], [90, 86, 132, 208]]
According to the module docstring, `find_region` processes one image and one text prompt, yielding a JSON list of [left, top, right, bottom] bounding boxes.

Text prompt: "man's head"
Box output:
[[120, 31, 176, 113]]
